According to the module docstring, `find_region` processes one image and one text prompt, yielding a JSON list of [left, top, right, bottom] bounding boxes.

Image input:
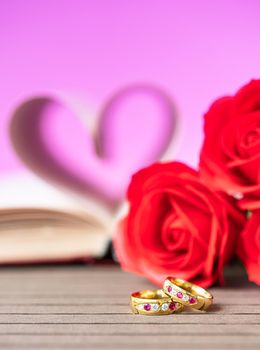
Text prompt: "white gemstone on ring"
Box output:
[[161, 303, 169, 311], [151, 304, 159, 311], [183, 294, 189, 302]]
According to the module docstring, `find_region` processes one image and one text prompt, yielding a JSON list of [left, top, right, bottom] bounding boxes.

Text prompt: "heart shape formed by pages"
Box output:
[[10, 85, 177, 207]]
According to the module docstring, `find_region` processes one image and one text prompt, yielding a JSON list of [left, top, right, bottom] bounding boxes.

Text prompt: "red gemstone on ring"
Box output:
[[177, 292, 183, 299], [189, 297, 196, 304], [169, 302, 176, 311], [167, 286, 172, 293], [144, 304, 151, 311]]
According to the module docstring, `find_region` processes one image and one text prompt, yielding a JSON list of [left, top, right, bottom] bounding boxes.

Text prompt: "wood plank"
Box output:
[[0, 314, 259, 324], [0, 304, 259, 314], [0, 323, 259, 334], [0, 335, 259, 349]]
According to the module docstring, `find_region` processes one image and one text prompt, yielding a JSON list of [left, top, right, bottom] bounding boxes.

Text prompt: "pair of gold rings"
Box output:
[[131, 277, 213, 315]]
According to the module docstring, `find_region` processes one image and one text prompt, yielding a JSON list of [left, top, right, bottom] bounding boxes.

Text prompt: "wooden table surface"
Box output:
[[0, 264, 259, 349]]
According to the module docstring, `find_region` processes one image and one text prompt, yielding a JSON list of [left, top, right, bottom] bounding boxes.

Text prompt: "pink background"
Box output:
[[1, 0, 260, 173]]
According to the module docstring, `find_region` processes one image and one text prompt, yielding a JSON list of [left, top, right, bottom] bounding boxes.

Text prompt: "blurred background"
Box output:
[[0, 0, 260, 264]]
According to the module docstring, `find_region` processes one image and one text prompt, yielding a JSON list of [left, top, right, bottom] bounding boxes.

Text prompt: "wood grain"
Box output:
[[0, 265, 259, 349]]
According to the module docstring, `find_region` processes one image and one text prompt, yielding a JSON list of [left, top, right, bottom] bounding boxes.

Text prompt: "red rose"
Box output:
[[114, 162, 244, 288], [237, 210, 260, 285], [199, 80, 260, 211]]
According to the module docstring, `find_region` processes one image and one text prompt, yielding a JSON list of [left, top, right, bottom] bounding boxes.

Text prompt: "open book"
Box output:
[[0, 173, 121, 264]]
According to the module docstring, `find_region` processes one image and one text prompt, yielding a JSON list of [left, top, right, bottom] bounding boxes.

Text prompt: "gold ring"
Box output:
[[163, 277, 213, 310], [131, 289, 184, 315]]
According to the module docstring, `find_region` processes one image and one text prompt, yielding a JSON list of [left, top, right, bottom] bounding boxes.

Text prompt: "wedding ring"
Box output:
[[163, 277, 213, 310], [131, 289, 184, 315]]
